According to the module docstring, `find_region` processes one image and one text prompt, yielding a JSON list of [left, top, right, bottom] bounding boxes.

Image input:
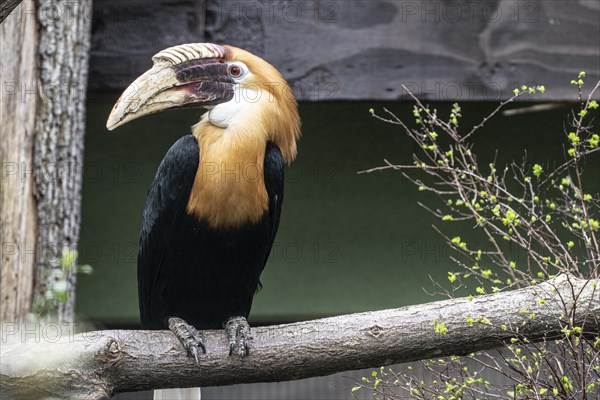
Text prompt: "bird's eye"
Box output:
[[228, 64, 243, 78]]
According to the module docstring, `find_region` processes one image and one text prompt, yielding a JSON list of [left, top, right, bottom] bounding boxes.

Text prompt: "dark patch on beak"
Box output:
[[175, 59, 232, 84], [174, 81, 234, 107]]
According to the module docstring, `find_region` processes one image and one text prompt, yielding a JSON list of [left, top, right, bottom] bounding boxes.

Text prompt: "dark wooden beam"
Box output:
[[89, 0, 600, 101]]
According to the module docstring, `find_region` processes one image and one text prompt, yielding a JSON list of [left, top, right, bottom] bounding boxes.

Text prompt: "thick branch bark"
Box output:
[[1, 275, 599, 399]]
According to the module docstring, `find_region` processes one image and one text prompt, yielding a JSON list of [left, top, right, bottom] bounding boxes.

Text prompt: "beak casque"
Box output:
[[106, 43, 233, 130]]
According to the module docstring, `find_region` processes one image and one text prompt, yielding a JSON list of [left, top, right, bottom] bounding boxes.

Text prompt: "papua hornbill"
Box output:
[[106, 43, 300, 360]]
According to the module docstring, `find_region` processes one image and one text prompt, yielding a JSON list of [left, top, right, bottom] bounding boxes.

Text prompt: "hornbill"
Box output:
[[106, 43, 300, 361]]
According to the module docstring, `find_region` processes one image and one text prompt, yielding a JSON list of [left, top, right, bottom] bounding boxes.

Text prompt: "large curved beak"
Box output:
[[106, 45, 234, 130]]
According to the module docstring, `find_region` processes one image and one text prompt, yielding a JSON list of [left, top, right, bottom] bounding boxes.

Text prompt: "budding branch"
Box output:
[[1, 275, 598, 399]]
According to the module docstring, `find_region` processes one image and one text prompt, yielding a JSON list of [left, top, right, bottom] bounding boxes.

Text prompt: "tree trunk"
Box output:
[[33, 0, 92, 323], [1, 275, 598, 399], [0, 0, 92, 323]]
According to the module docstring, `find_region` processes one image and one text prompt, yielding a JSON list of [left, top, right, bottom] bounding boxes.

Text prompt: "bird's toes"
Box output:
[[168, 317, 206, 365], [228, 337, 250, 357], [225, 316, 252, 357], [189, 343, 203, 367]]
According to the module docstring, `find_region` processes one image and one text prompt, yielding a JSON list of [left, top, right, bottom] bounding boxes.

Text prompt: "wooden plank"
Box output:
[[89, 0, 599, 101], [89, 0, 206, 90], [0, 0, 38, 322]]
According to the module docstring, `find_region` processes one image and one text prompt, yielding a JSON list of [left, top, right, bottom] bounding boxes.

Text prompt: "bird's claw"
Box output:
[[168, 317, 206, 366], [225, 316, 252, 357]]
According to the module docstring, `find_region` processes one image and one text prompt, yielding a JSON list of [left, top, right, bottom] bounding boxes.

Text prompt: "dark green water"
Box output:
[[77, 95, 599, 325]]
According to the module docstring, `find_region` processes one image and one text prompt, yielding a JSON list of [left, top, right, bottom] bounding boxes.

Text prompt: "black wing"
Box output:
[[261, 142, 285, 276], [137, 134, 199, 328]]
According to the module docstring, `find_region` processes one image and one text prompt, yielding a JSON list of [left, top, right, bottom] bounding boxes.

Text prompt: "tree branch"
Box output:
[[1, 275, 598, 399], [0, 0, 22, 23]]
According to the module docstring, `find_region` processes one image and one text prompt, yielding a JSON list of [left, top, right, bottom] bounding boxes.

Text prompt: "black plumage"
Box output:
[[138, 134, 284, 330]]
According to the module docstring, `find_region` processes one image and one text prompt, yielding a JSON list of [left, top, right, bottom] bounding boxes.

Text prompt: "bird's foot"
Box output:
[[168, 317, 206, 366], [225, 316, 252, 357]]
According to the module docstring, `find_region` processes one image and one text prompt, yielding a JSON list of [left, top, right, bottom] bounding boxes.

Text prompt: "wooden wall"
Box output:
[[89, 0, 600, 101]]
